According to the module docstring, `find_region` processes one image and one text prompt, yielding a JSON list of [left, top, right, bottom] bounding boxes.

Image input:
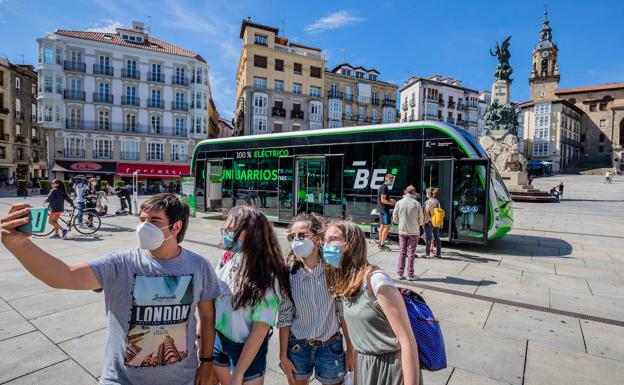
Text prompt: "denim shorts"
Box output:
[[213, 330, 270, 382], [381, 211, 391, 225], [287, 334, 346, 385]]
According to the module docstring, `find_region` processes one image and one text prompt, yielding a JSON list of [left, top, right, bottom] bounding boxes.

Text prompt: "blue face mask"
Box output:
[[323, 244, 343, 268], [223, 232, 243, 253]]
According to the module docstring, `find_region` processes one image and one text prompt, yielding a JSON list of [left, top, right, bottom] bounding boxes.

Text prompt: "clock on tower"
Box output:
[[529, 9, 560, 100]]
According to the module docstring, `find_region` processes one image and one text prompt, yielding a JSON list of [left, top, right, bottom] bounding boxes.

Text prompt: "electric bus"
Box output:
[[191, 121, 513, 244]]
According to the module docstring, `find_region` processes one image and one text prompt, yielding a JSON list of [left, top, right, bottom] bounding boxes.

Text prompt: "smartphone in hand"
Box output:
[[18, 207, 49, 233]]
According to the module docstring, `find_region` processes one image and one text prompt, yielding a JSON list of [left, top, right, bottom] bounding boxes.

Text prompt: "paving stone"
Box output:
[[474, 282, 550, 307], [59, 329, 106, 378], [9, 288, 102, 319], [31, 301, 105, 343], [585, 278, 624, 300], [415, 270, 483, 294], [484, 304, 585, 352], [0, 309, 35, 341], [442, 320, 526, 385], [554, 263, 621, 280], [0, 331, 68, 383], [581, 320, 624, 362], [520, 271, 592, 295], [524, 341, 624, 385], [549, 290, 624, 321], [421, 289, 493, 328], [5, 359, 97, 385], [0, 297, 11, 313], [0, 275, 56, 301], [422, 367, 453, 385], [447, 368, 513, 385]]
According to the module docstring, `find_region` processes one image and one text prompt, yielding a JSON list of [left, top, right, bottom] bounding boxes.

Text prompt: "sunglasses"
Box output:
[[286, 232, 313, 242]]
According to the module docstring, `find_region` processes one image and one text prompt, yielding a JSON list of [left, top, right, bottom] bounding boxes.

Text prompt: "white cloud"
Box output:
[[86, 19, 124, 33], [305, 10, 364, 33]]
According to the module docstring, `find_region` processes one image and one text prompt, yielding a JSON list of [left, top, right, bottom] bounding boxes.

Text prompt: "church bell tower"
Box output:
[[529, 9, 560, 100]]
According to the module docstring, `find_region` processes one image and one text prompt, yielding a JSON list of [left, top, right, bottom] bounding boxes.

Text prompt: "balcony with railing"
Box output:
[[14, 110, 22, 119], [93, 64, 114, 76], [121, 96, 140, 106], [147, 72, 165, 83], [147, 99, 164, 109], [371, 98, 380, 106], [171, 102, 189, 112], [147, 152, 164, 161], [426, 96, 438, 103], [456, 119, 466, 125], [173, 129, 188, 137], [343, 113, 356, 121], [0, 107, 9, 115], [65, 120, 114, 132], [120, 151, 140, 161], [327, 90, 343, 99], [64, 61, 86, 73], [31, 137, 40, 145], [438, 99, 445, 107], [273, 44, 323, 60], [190, 76, 204, 85], [121, 68, 140, 80], [15, 135, 25, 143], [401, 102, 408, 110], [457, 102, 467, 110], [447, 101, 456, 108], [272, 107, 286, 117], [291, 110, 304, 119], [93, 92, 113, 104], [93, 151, 113, 160], [0, 133, 9, 141], [172, 76, 190, 86], [64, 149, 85, 158], [64, 90, 85, 101], [172, 153, 189, 163], [381, 99, 395, 107]]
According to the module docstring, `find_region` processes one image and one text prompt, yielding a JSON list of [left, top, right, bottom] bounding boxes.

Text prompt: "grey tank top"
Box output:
[[342, 274, 400, 355]]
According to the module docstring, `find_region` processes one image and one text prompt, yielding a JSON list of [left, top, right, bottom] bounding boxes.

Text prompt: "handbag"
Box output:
[[367, 270, 447, 371]]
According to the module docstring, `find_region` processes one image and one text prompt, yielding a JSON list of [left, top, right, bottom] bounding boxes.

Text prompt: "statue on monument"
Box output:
[[480, 36, 527, 174], [489, 36, 513, 83]]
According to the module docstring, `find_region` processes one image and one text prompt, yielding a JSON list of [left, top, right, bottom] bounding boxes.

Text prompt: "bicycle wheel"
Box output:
[[72, 211, 101, 235]]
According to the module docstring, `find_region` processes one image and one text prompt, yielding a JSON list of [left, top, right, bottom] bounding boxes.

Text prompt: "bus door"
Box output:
[[324, 155, 344, 219], [449, 159, 490, 244], [295, 157, 325, 216], [204, 159, 223, 210], [423, 159, 453, 237], [278, 157, 294, 222]]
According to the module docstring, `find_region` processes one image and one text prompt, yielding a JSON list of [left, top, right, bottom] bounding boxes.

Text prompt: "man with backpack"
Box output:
[[424, 188, 443, 258]]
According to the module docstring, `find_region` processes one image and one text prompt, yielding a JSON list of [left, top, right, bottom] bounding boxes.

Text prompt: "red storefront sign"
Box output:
[[70, 162, 103, 171], [116, 163, 190, 178]]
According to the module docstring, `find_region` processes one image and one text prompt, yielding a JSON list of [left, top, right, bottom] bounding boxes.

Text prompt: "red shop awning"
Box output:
[[116, 163, 190, 179]]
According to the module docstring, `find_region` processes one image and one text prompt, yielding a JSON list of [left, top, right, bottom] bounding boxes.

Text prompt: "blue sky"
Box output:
[[1, 0, 623, 119]]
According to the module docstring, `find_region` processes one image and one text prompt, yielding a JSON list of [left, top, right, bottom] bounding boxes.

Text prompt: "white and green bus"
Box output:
[[191, 121, 513, 244]]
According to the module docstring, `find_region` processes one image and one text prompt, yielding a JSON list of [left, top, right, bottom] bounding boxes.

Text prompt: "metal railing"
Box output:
[[327, 91, 343, 99], [93, 93, 113, 103], [171, 102, 189, 111], [64, 61, 86, 72], [147, 153, 164, 161], [272, 107, 286, 117], [93, 65, 113, 76], [121, 68, 140, 80], [147, 99, 164, 109], [64, 90, 85, 101], [93, 151, 113, 160], [147, 72, 165, 83], [381, 99, 395, 107], [172, 76, 189, 86], [64, 149, 85, 158], [120, 151, 140, 160], [172, 154, 189, 162], [121, 96, 140, 106], [291, 110, 304, 119]]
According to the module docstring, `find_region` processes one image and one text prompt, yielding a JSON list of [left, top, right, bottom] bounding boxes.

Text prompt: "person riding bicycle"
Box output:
[[46, 179, 74, 239], [83, 178, 99, 228]]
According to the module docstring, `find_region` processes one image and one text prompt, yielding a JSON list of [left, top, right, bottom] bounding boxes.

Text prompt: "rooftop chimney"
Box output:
[[132, 21, 145, 33]]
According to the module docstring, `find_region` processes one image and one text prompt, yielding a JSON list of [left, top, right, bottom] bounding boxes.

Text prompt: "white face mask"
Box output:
[[291, 238, 316, 259], [136, 221, 174, 250]]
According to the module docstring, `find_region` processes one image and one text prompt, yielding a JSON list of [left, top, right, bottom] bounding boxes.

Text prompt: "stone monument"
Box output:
[[479, 36, 529, 191]]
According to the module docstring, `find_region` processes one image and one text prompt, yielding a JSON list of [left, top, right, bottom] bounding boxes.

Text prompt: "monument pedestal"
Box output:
[[500, 171, 528, 191], [492, 79, 510, 104]]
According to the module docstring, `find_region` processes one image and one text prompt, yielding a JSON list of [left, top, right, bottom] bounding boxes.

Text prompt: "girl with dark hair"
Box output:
[[45, 179, 73, 238], [213, 205, 289, 385], [277, 213, 354, 385], [325, 220, 421, 385]]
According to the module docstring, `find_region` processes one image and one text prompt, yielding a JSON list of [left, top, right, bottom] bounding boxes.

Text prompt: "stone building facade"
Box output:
[[0, 58, 47, 180]]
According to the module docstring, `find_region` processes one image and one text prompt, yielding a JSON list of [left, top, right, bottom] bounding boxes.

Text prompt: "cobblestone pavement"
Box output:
[[0, 175, 623, 384]]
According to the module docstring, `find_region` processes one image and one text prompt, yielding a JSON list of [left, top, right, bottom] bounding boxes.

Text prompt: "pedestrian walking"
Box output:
[[392, 185, 423, 280], [424, 188, 442, 258], [324, 220, 422, 385], [0, 194, 221, 384], [213, 205, 290, 385], [73, 177, 87, 225], [278, 213, 355, 385], [377, 174, 397, 251], [558, 182, 564, 199], [45, 179, 73, 239]]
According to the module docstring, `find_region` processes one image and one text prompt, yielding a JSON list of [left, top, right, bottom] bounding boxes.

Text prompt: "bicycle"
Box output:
[[33, 206, 102, 237]]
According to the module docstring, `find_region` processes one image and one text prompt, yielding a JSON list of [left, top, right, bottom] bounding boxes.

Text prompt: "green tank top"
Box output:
[[342, 273, 400, 355]]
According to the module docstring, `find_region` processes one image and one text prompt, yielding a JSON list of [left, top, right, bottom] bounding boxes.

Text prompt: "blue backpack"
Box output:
[[367, 271, 447, 371]]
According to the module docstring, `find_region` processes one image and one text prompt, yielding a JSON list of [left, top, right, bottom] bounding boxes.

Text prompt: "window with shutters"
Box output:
[[254, 55, 267, 68]]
